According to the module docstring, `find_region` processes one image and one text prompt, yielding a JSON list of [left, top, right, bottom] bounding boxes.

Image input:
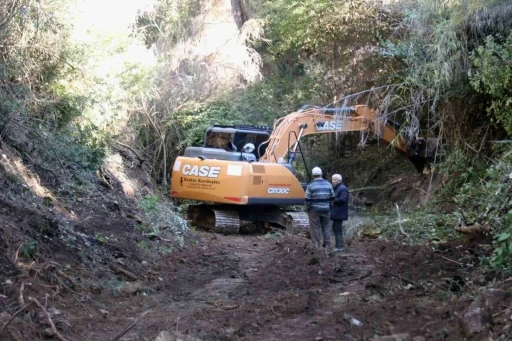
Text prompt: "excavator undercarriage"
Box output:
[[187, 205, 309, 234]]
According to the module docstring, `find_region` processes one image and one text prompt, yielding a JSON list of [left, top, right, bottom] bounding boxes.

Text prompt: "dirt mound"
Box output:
[[0, 143, 185, 340], [2, 232, 497, 341]]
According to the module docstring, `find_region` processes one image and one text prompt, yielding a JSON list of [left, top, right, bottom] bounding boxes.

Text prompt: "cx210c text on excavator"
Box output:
[[170, 105, 437, 234]]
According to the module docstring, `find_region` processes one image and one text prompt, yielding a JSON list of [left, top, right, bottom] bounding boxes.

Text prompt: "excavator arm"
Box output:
[[259, 105, 427, 172]]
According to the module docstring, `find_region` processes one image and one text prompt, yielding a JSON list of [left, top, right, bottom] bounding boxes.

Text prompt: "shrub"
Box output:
[[470, 33, 512, 134], [137, 195, 189, 246]]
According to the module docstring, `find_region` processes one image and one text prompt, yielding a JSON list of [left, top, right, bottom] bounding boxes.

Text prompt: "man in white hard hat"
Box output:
[[305, 167, 335, 249]]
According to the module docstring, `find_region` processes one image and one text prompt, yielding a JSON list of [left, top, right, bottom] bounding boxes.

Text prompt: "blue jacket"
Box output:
[[330, 182, 349, 220], [305, 178, 335, 213]]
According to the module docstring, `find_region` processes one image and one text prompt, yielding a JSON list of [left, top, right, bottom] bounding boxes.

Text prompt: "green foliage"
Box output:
[[136, 194, 188, 246], [45, 129, 106, 172], [137, 0, 202, 48], [95, 233, 109, 244], [435, 147, 512, 269], [100, 279, 127, 297], [158, 245, 174, 255], [375, 0, 512, 270], [136, 240, 149, 252], [233, 73, 323, 123], [264, 229, 283, 239], [171, 71, 322, 142], [480, 150, 512, 269], [436, 149, 486, 203], [470, 33, 512, 134], [20, 240, 38, 259], [258, 0, 396, 98], [381, 0, 512, 142], [170, 101, 241, 151], [138, 195, 160, 213], [0, 0, 157, 185], [491, 213, 512, 269], [262, 0, 390, 58], [372, 210, 461, 244]]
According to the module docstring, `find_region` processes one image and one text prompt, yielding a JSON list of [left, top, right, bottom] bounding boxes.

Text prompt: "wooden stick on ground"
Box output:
[[115, 141, 145, 165], [54, 269, 77, 288], [384, 271, 421, 288], [0, 302, 33, 337], [441, 256, 464, 266], [349, 186, 386, 193], [395, 204, 412, 242], [29, 297, 70, 341], [19, 282, 26, 306], [109, 310, 153, 341]]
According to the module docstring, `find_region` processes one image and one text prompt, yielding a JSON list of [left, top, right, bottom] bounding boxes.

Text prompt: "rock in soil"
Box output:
[[371, 334, 411, 341], [122, 281, 143, 296], [459, 307, 493, 336], [457, 288, 511, 337], [154, 330, 202, 341], [343, 313, 363, 326]]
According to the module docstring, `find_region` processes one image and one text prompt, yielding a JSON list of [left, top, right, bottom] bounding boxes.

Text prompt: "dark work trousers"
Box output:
[[331, 219, 344, 249], [308, 211, 331, 248]]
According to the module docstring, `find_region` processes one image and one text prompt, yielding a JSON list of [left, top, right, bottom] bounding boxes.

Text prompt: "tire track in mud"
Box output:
[[64, 233, 474, 341], [156, 234, 380, 341]]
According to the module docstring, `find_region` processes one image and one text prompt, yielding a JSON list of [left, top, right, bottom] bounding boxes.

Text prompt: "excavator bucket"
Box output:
[[409, 154, 428, 173], [407, 137, 441, 173]]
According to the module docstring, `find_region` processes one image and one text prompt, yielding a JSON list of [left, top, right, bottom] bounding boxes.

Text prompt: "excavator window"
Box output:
[[204, 126, 270, 159], [204, 130, 236, 151], [233, 132, 269, 158]]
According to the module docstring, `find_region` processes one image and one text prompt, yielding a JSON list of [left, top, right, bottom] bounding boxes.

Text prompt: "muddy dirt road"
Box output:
[[42, 231, 500, 341]]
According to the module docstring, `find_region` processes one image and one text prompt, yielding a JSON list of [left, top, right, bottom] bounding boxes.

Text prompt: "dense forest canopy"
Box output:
[[0, 0, 511, 266]]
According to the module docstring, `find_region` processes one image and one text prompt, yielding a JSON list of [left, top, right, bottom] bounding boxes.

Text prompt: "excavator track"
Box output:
[[187, 205, 310, 235], [284, 211, 309, 232], [187, 205, 240, 234]]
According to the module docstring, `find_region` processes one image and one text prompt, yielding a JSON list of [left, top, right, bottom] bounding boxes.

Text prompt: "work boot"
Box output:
[[334, 233, 344, 252]]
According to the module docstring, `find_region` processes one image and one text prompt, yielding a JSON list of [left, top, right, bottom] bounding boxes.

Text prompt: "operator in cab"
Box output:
[[305, 167, 335, 249]]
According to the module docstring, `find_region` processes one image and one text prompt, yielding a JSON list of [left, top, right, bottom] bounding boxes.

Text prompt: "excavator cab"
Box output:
[[204, 125, 272, 160], [183, 125, 272, 162], [204, 125, 271, 158]]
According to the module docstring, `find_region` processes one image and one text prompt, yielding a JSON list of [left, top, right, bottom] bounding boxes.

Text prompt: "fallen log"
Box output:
[[350, 186, 386, 193], [455, 222, 492, 235]]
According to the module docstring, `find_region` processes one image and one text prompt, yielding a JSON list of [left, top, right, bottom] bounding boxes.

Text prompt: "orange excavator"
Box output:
[[170, 105, 436, 233]]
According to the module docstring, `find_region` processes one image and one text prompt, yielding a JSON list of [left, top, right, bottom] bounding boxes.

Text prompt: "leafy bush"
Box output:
[[491, 209, 512, 269], [262, 0, 392, 58], [170, 72, 323, 149], [382, 0, 512, 143], [136, 0, 202, 48], [43, 129, 107, 172], [137, 195, 189, 246], [259, 0, 396, 99], [435, 149, 486, 204], [482, 150, 512, 269], [470, 33, 512, 134], [170, 101, 241, 150], [436, 147, 512, 269], [20, 240, 38, 259]]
